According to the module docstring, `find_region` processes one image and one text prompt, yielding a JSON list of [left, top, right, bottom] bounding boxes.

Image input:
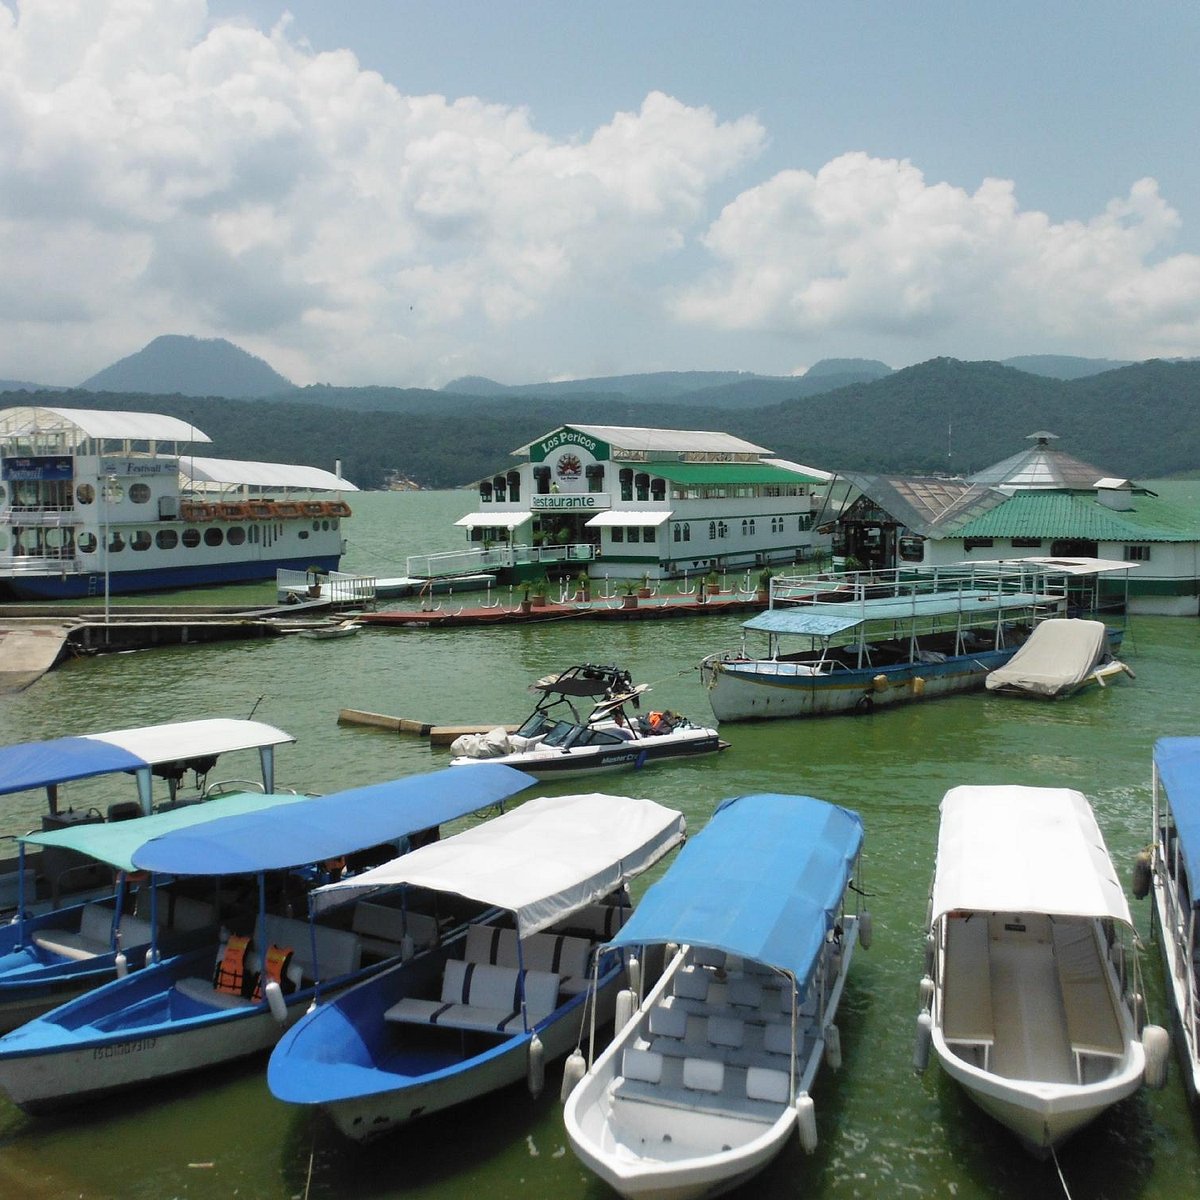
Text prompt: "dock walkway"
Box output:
[[0, 623, 75, 692]]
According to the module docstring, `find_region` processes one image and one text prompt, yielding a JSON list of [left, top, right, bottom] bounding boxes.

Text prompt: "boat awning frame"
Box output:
[[585, 510, 673, 528], [1155, 737, 1200, 893], [131, 764, 536, 876], [929, 785, 1132, 924], [606, 794, 863, 985], [454, 511, 533, 528], [311, 792, 687, 938]]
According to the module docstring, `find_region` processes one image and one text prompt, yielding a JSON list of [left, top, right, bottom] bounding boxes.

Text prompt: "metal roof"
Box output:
[[512, 424, 770, 457], [837, 472, 1010, 537], [182, 457, 357, 491], [644, 462, 824, 486], [0, 406, 210, 444], [968, 432, 1112, 490], [952, 489, 1200, 542]]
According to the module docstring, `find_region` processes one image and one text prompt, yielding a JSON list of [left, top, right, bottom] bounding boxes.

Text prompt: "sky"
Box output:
[[4, 0, 1200, 389]]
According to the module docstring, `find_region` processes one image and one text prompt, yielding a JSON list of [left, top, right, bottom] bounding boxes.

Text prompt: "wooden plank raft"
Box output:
[[338, 710, 517, 745]]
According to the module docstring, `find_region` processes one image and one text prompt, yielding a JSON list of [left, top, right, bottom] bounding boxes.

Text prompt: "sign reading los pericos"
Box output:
[[531, 493, 609, 512], [530, 428, 609, 464]]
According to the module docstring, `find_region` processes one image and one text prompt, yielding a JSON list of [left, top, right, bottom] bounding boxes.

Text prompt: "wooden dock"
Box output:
[[337, 710, 516, 745]]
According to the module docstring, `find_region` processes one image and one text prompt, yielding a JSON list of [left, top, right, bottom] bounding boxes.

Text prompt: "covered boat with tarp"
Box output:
[[564, 793, 867, 1200], [1148, 737, 1200, 1098], [268, 791, 687, 1141], [985, 618, 1133, 698], [917, 785, 1166, 1154], [0, 764, 534, 1113]]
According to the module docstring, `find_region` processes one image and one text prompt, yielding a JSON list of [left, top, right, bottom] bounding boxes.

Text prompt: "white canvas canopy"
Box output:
[[181, 456, 355, 492], [985, 618, 1109, 696], [312, 792, 686, 936], [930, 785, 1131, 925]]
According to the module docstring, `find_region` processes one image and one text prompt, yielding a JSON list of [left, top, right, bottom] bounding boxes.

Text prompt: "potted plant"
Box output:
[[843, 555, 865, 575], [574, 570, 590, 602], [305, 565, 324, 598], [705, 569, 721, 597], [620, 577, 639, 609], [756, 566, 772, 602], [530, 576, 551, 608], [637, 572, 653, 600], [518, 586, 532, 615]]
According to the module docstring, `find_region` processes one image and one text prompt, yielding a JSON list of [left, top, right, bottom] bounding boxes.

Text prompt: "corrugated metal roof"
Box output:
[[511, 424, 770, 457], [953, 489, 1200, 542], [182, 457, 357, 491], [646, 462, 822, 486], [0, 406, 210, 444]]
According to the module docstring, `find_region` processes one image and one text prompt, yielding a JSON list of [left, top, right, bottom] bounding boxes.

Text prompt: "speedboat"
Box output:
[[985, 618, 1134, 697], [916, 785, 1167, 1154], [449, 663, 727, 778], [564, 793, 867, 1200], [1147, 737, 1200, 1097], [0, 764, 534, 1113], [267, 791, 687, 1141], [700, 561, 1128, 722]]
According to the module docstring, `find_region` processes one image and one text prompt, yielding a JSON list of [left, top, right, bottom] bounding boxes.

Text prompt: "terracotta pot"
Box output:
[[706, 583, 721, 596], [531, 595, 548, 608], [621, 594, 638, 609], [637, 587, 652, 599]]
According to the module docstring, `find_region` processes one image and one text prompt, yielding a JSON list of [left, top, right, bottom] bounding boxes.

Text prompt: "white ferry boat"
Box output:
[[0, 406, 356, 599]]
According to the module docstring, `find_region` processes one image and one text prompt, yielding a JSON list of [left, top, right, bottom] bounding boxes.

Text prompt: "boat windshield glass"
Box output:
[[516, 711, 553, 739], [540, 721, 582, 748]]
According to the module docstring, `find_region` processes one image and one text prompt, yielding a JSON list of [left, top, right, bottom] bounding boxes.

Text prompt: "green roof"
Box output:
[[952, 489, 1200, 543], [645, 462, 822, 486]]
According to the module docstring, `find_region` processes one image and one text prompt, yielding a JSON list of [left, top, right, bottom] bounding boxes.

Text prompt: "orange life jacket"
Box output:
[[253, 943, 295, 1001], [213, 934, 252, 997]]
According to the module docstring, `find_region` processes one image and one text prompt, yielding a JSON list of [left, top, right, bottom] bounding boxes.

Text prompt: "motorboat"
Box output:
[[267, 791, 687, 1141], [1147, 737, 1200, 1097], [0, 764, 534, 1113], [916, 785, 1167, 1154], [985, 618, 1134, 697], [699, 561, 1125, 722], [564, 792, 866, 1199], [449, 663, 727, 778], [0, 717, 296, 916]]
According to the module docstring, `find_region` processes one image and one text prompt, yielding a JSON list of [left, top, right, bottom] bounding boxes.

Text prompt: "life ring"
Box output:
[[274, 501, 302, 518], [247, 502, 275, 519], [180, 502, 216, 522], [218, 502, 248, 520], [301, 501, 326, 517], [324, 501, 352, 519], [854, 693, 874, 715]]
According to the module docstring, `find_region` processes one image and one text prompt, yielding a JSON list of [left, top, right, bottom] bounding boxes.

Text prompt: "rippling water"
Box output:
[[1, 491, 1198, 1199]]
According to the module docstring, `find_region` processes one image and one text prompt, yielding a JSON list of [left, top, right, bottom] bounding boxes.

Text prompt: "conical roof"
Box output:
[[968, 432, 1112, 490]]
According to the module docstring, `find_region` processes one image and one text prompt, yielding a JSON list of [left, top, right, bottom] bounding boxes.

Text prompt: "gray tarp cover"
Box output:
[[984, 618, 1108, 697]]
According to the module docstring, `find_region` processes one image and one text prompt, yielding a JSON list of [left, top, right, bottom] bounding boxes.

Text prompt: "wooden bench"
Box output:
[[383, 958, 560, 1034], [464, 923, 594, 994], [941, 914, 994, 1069], [1052, 920, 1125, 1082]]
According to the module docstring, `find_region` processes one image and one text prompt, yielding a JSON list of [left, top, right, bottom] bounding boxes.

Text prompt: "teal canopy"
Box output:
[[609, 793, 863, 984]]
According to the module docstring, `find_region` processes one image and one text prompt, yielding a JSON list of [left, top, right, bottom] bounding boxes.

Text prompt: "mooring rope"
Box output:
[[1050, 1144, 1074, 1200]]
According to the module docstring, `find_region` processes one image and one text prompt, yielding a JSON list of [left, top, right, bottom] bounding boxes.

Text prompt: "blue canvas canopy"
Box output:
[[1155, 737, 1200, 897], [132, 764, 535, 876], [608, 793, 863, 984], [0, 738, 146, 795]]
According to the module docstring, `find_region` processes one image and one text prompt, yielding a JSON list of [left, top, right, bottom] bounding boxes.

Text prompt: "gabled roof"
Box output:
[[968, 432, 1112, 490], [512, 424, 770, 457], [951, 489, 1200, 543], [838, 472, 1009, 538]]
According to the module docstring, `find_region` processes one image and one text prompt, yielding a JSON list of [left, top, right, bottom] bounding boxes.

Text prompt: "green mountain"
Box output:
[[80, 335, 296, 399], [1000, 354, 1134, 379]]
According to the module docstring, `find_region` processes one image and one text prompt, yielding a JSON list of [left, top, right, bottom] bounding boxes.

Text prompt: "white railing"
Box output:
[[0, 507, 76, 526], [405, 542, 596, 579], [276, 569, 377, 604]]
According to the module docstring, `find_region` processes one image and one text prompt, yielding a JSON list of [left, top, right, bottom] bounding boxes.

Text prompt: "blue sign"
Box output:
[[2, 455, 73, 482]]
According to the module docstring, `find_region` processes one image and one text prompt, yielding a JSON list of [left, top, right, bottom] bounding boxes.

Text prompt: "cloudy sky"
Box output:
[[4, 0, 1200, 388]]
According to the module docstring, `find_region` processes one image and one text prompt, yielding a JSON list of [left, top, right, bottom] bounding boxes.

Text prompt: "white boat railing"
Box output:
[[405, 542, 596, 579], [276, 569, 377, 604]]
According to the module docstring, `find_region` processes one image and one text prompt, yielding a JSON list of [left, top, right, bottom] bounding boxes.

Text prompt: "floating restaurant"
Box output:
[[456, 424, 831, 582]]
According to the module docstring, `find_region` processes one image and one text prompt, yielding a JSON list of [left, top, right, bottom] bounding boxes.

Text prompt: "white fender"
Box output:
[[924, 932, 935, 975], [824, 1023, 842, 1070], [400, 934, 415, 960], [1131, 991, 1147, 1033], [796, 1092, 818, 1154], [527, 1033, 545, 1098], [918, 975, 934, 1011], [561, 1047, 586, 1104], [914, 1011, 933, 1072], [265, 979, 288, 1024], [114, 951, 128, 979], [1142, 1024, 1170, 1090], [858, 910, 873, 950], [614, 988, 636, 1032], [627, 952, 641, 997]]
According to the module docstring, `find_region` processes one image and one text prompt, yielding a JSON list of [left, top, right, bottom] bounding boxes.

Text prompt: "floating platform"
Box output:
[[337, 710, 517, 745], [357, 593, 764, 629]]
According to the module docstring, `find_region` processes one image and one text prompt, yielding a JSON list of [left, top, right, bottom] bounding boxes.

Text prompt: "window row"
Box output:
[[76, 525, 318, 553]]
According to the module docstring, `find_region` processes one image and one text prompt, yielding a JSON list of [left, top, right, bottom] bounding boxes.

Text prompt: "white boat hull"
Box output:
[[1151, 870, 1200, 1098]]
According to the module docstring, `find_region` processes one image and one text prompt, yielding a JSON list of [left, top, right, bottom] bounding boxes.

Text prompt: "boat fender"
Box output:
[[796, 1093, 818, 1154], [824, 1023, 842, 1070], [561, 1047, 586, 1104], [665, 942, 678, 964], [858, 910, 873, 950], [265, 979, 288, 1024], [1131, 848, 1152, 900], [1131, 991, 1147, 1034], [614, 988, 636, 1033], [627, 952, 641, 997], [911, 676, 925, 697], [115, 950, 128, 979], [1142, 1024, 1170, 1090], [854, 693, 874, 715], [914, 1011, 933, 1072], [872, 674, 888, 693], [918, 975, 934, 1012], [400, 934, 415, 961], [527, 1033, 545, 1098], [924, 932, 935, 975]]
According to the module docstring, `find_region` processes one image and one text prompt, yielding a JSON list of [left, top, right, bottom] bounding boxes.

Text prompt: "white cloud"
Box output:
[[674, 153, 1200, 361], [0, 0, 764, 384]]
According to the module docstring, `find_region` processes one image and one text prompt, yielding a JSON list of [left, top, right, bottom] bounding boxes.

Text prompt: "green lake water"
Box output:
[[1, 490, 1199, 1199]]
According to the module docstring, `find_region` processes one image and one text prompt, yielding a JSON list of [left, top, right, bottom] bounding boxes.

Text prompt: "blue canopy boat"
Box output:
[[1150, 737, 1200, 1098], [267, 791, 687, 1142], [564, 793, 867, 1200], [0, 763, 534, 1114]]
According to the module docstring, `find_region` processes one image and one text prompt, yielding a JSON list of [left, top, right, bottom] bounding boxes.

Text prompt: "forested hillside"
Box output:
[[5, 357, 1198, 488]]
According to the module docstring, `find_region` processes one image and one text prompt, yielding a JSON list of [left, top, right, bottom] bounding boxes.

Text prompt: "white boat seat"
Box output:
[[763, 1022, 795, 1056], [1052, 920, 1125, 1068], [561, 901, 631, 940], [746, 1065, 790, 1103], [941, 915, 995, 1056], [683, 1056, 725, 1093], [160, 894, 216, 932], [728, 976, 763, 1008], [260, 915, 362, 984], [384, 959, 561, 1034], [692, 946, 726, 969], [174, 975, 256, 1009], [33, 904, 156, 962], [352, 904, 438, 960], [673, 968, 710, 1001], [707, 1015, 744, 1049], [648, 1001, 689, 1040], [464, 924, 593, 995], [622, 1047, 664, 1084]]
